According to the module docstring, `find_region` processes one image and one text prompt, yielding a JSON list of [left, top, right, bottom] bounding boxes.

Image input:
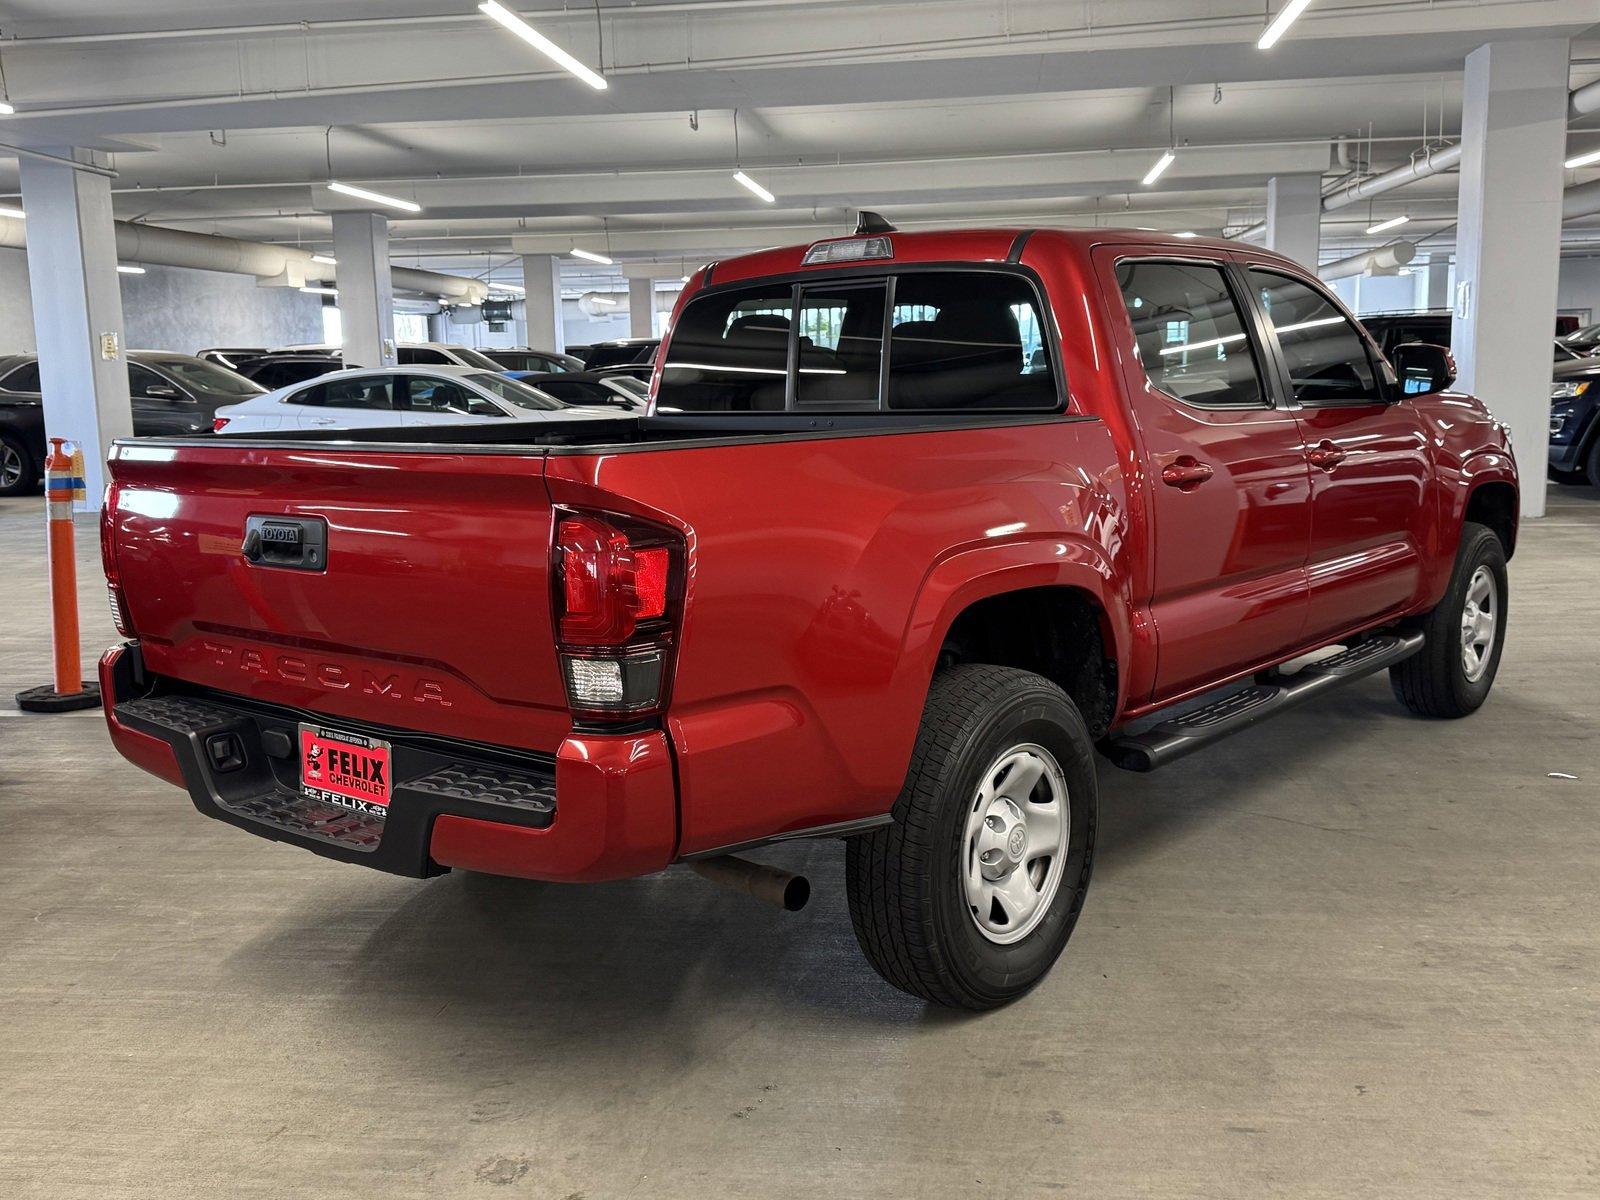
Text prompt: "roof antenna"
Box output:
[[854, 210, 896, 235]]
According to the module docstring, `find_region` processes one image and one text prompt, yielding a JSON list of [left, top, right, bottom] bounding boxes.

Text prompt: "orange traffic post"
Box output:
[[16, 437, 102, 713]]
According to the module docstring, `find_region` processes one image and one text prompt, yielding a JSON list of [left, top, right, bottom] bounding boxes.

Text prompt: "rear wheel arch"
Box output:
[[936, 584, 1121, 741]]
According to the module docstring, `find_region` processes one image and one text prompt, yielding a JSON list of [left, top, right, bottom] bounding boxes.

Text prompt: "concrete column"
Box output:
[[1452, 38, 1569, 520], [520, 254, 565, 351], [1264, 174, 1322, 269], [331, 211, 396, 369], [1423, 256, 1451, 311], [628, 278, 655, 339], [18, 151, 132, 509]]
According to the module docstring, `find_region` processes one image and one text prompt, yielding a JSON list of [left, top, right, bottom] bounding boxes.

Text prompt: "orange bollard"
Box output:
[[16, 437, 102, 713]]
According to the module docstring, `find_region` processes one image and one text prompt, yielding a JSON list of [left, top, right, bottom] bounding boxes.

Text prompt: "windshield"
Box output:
[[448, 347, 504, 370], [463, 373, 564, 410], [1563, 324, 1600, 347], [145, 357, 266, 396]]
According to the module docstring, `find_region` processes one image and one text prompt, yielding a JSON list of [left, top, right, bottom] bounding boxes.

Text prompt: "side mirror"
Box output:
[[143, 383, 181, 400], [1391, 342, 1456, 397]]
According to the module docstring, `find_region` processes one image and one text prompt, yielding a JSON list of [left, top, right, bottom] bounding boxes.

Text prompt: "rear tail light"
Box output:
[[553, 508, 684, 721], [212, 417, 231, 433], [100, 483, 136, 638]]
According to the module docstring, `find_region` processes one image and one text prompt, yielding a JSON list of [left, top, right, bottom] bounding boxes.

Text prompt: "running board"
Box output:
[[1106, 632, 1424, 772]]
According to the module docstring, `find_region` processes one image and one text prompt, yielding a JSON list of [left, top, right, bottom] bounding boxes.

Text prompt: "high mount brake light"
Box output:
[[801, 235, 892, 266], [553, 509, 683, 720]]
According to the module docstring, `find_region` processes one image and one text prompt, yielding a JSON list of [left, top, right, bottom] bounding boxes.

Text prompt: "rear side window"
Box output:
[[657, 271, 1058, 413], [1115, 260, 1265, 408], [297, 377, 396, 410], [398, 347, 449, 365], [1247, 269, 1379, 404]]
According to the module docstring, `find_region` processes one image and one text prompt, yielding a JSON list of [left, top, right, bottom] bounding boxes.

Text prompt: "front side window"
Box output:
[[398, 347, 449, 365], [129, 364, 183, 400], [1248, 270, 1378, 404], [463, 373, 563, 411], [1115, 260, 1264, 407], [144, 357, 264, 397]]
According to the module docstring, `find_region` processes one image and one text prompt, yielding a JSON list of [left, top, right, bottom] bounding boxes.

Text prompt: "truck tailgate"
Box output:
[[106, 442, 572, 753]]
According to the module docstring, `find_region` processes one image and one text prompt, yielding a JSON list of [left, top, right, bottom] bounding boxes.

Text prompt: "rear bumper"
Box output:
[[100, 642, 677, 883]]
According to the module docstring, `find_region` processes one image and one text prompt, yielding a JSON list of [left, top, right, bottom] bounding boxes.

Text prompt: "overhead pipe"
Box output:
[[1318, 241, 1415, 281], [1321, 143, 1462, 212], [1565, 179, 1600, 222], [1571, 78, 1600, 120], [0, 213, 487, 303]]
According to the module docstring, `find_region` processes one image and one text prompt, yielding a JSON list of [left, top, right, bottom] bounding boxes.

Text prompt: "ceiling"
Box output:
[[1, 0, 1598, 289]]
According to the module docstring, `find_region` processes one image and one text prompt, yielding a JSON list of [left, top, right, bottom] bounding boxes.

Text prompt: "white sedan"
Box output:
[[211, 366, 627, 434]]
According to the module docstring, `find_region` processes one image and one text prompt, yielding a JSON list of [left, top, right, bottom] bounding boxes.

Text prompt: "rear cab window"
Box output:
[[656, 269, 1060, 414]]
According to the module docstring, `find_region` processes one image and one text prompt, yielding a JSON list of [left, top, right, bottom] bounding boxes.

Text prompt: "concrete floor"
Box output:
[[1, 488, 1596, 1200]]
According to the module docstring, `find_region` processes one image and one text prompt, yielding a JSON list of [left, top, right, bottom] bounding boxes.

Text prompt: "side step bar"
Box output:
[[1106, 632, 1424, 772]]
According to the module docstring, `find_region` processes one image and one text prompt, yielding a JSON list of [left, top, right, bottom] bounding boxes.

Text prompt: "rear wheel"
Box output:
[[0, 434, 37, 497], [846, 664, 1097, 1009], [1390, 521, 1507, 718]]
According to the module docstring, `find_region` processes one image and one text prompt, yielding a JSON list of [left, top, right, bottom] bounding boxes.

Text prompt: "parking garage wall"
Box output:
[[0, 249, 324, 358]]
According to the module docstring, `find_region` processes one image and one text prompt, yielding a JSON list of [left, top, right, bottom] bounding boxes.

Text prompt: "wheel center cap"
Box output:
[[1006, 825, 1027, 861]]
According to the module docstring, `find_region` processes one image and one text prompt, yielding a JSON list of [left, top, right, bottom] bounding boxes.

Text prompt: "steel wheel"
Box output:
[[963, 742, 1070, 945], [1460, 564, 1497, 683], [0, 441, 22, 492]]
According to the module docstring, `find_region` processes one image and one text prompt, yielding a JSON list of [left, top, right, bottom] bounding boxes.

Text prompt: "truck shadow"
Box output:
[[221, 676, 1566, 1073]]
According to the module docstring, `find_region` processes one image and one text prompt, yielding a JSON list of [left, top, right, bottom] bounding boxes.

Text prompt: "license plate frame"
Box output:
[[298, 723, 393, 816]]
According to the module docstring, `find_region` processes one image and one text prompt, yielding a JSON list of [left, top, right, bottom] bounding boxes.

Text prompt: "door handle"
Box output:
[[309, 417, 338, 426], [1307, 441, 1347, 470], [1160, 457, 1214, 489]]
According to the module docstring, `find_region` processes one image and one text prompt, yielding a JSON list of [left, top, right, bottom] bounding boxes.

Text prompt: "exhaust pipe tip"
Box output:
[[689, 855, 810, 912]]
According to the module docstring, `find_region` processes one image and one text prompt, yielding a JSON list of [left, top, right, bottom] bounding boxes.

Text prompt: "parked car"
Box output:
[[210, 365, 626, 434], [1361, 311, 1574, 363], [238, 353, 346, 391], [197, 347, 271, 372], [1560, 322, 1600, 356], [1549, 355, 1600, 487], [582, 337, 660, 377], [0, 351, 265, 494], [100, 227, 1517, 1009], [279, 342, 509, 371], [507, 370, 649, 410], [483, 347, 584, 374]]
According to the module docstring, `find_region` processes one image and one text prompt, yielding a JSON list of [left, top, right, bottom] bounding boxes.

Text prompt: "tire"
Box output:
[[1588, 437, 1600, 490], [846, 664, 1097, 1010], [0, 433, 38, 497], [1390, 521, 1508, 718]]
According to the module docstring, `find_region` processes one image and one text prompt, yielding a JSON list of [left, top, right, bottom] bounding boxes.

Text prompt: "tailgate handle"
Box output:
[[242, 515, 327, 572]]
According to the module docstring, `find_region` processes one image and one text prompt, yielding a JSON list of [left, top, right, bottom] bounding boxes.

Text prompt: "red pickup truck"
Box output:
[[100, 224, 1518, 1009]]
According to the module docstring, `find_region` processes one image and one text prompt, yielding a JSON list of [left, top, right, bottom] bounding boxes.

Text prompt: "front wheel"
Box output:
[[846, 665, 1097, 1009], [1390, 521, 1508, 718]]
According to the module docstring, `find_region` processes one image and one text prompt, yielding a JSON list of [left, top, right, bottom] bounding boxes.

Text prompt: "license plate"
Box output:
[[298, 724, 392, 816]]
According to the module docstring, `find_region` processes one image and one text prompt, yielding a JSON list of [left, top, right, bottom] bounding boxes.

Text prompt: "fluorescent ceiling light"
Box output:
[[0, 204, 23, 220], [478, 1, 608, 91], [732, 170, 776, 204], [327, 180, 423, 213], [679, 275, 690, 283], [0, 102, 13, 116], [116, 265, 146, 275], [590, 295, 618, 307], [490, 282, 525, 293], [300, 286, 339, 296], [1564, 147, 1600, 170], [569, 247, 613, 265], [1258, 0, 1315, 50], [1366, 215, 1410, 235], [1141, 151, 1176, 187], [310, 253, 337, 265]]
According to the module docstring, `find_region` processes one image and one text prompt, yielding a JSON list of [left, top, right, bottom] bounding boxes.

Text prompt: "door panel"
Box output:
[[1095, 249, 1312, 703], [1240, 266, 1431, 639]]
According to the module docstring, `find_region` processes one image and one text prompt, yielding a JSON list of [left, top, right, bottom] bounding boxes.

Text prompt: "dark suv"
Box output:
[[0, 351, 263, 495]]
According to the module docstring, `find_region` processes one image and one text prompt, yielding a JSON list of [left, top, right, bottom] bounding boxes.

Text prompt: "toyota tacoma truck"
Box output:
[[99, 222, 1518, 1009]]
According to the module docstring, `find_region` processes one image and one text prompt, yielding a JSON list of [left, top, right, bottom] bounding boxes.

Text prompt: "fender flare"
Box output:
[[901, 534, 1131, 708]]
